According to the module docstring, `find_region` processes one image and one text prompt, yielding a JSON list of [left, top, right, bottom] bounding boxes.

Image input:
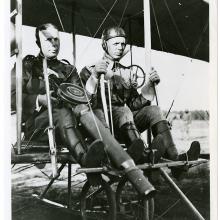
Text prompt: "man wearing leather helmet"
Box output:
[[80, 26, 201, 172]]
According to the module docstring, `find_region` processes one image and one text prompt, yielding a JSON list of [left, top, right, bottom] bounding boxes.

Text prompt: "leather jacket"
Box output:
[[20, 54, 80, 121]]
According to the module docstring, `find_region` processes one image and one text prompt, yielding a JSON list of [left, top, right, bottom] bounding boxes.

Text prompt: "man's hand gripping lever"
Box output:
[[95, 60, 110, 127], [43, 58, 58, 178], [141, 67, 160, 105]]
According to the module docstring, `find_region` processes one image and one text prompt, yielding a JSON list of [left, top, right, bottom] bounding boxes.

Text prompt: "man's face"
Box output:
[[38, 27, 60, 59], [106, 37, 126, 60]]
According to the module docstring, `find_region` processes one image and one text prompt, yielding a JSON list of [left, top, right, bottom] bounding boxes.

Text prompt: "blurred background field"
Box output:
[[11, 116, 210, 220]]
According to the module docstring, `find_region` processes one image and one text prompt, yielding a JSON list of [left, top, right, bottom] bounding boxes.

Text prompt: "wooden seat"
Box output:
[[11, 141, 77, 164]]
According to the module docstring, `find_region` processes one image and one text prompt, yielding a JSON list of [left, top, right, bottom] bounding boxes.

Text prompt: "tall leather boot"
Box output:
[[171, 141, 201, 179], [151, 120, 178, 161], [64, 126, 105, 168], [64, 126, 86, 165], [120, 122, 146, 163]]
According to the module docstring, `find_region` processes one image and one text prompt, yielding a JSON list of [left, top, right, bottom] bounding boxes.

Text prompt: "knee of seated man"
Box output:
[[58, 107, 78, 129], [141, 105, 164, 123], [116, 106, 134, 128], [141, 105, 162, 115]]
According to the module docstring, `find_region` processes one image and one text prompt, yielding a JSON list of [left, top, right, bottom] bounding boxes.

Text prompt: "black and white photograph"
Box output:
[[1, 0, 217, 219]]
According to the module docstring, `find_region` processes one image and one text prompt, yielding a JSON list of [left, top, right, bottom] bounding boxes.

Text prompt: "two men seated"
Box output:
[[12, 23, 200, 196]]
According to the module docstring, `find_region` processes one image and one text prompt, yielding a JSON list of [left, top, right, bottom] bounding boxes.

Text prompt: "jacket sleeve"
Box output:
[[126, 88, 151, 111], [65, 64, 81, 85], [80, 66, 98, 103], [79, 66, 92, 85], [22, 55, 40, 121]]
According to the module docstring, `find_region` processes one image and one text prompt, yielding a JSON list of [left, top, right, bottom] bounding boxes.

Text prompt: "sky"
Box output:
[[19, 25, 210, 111]]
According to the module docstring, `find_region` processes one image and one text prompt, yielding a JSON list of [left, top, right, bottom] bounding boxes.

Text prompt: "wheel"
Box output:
[[80, 178, 116, 220], [128, 64, 146, 89], [116, 177, 154, 220]]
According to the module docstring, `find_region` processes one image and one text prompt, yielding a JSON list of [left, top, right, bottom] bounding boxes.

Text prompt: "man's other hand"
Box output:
[[93, 61, 108, 78], [38, 91, 58, 107], [149, 69, 160, 85]]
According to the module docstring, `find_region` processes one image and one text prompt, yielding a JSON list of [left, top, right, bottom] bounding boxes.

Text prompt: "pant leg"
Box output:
[[28, 107, 78, 144], [112, 105, 134, 129], [133, 105, 164, 133], [93, 108, 110, 130], [92, 106, 134, 135]]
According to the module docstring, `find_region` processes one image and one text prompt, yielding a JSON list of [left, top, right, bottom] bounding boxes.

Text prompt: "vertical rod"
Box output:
[[43, 58, 58, 177], [67, 162, 72, 208], [143, 0, 159, 106], [160, 168, 205, 220], [128, 17, 133, 65], [43, 59, 53, 126], [144, 0, 155, 142], [15, 0, 22, 154], [72, 3, 76, 65], [143, 0, 151, 73]]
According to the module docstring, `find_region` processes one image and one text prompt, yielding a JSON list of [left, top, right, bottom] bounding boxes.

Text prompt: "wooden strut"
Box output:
[[39, 163, 66, 199], [43, 58, 58, 178], [160, 168, 205, 220], [100, 74, 110, 127], [76, 159, 208, 174], [31, 160, 208, 219], [15, 0, 22, 155]]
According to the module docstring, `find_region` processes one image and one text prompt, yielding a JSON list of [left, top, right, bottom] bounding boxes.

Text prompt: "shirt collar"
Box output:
[[103, 53, 120, 70]]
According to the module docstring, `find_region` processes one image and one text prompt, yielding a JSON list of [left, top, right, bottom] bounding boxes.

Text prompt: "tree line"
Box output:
[[163, 110, 209, 121]]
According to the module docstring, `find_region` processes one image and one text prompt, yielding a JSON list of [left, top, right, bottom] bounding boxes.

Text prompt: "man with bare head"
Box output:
[[17, 23, 105, 167]]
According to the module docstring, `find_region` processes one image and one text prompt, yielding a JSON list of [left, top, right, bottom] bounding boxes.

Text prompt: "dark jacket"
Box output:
[[21, 54, 80, 121], [11, 54, 81, 140]]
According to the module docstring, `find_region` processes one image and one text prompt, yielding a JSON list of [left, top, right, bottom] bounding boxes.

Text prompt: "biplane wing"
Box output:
[[11, 0, 209, 62]]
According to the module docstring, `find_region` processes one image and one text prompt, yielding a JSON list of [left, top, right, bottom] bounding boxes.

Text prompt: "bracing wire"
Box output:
[[163, 0, 190, 57], [155, 185, 196, 219], [192, 17, 209, 57], [96, 0, 118, 25], [78, 0, 119, 60], [79, 10, 93, 37], [118, 0, 130, 27], [52, 0, 65, 32], [150, 0, 164, 51]]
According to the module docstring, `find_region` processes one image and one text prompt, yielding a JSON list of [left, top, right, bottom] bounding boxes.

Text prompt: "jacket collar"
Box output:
[[103, 53, 121, 70]]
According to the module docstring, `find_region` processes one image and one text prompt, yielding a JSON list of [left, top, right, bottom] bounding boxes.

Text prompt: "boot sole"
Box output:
[[187, 141, 201, 161]]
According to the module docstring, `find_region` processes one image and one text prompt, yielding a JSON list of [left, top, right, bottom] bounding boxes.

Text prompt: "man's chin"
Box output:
[[113, 55, 122, 60], [48, 54, 58, 59]]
